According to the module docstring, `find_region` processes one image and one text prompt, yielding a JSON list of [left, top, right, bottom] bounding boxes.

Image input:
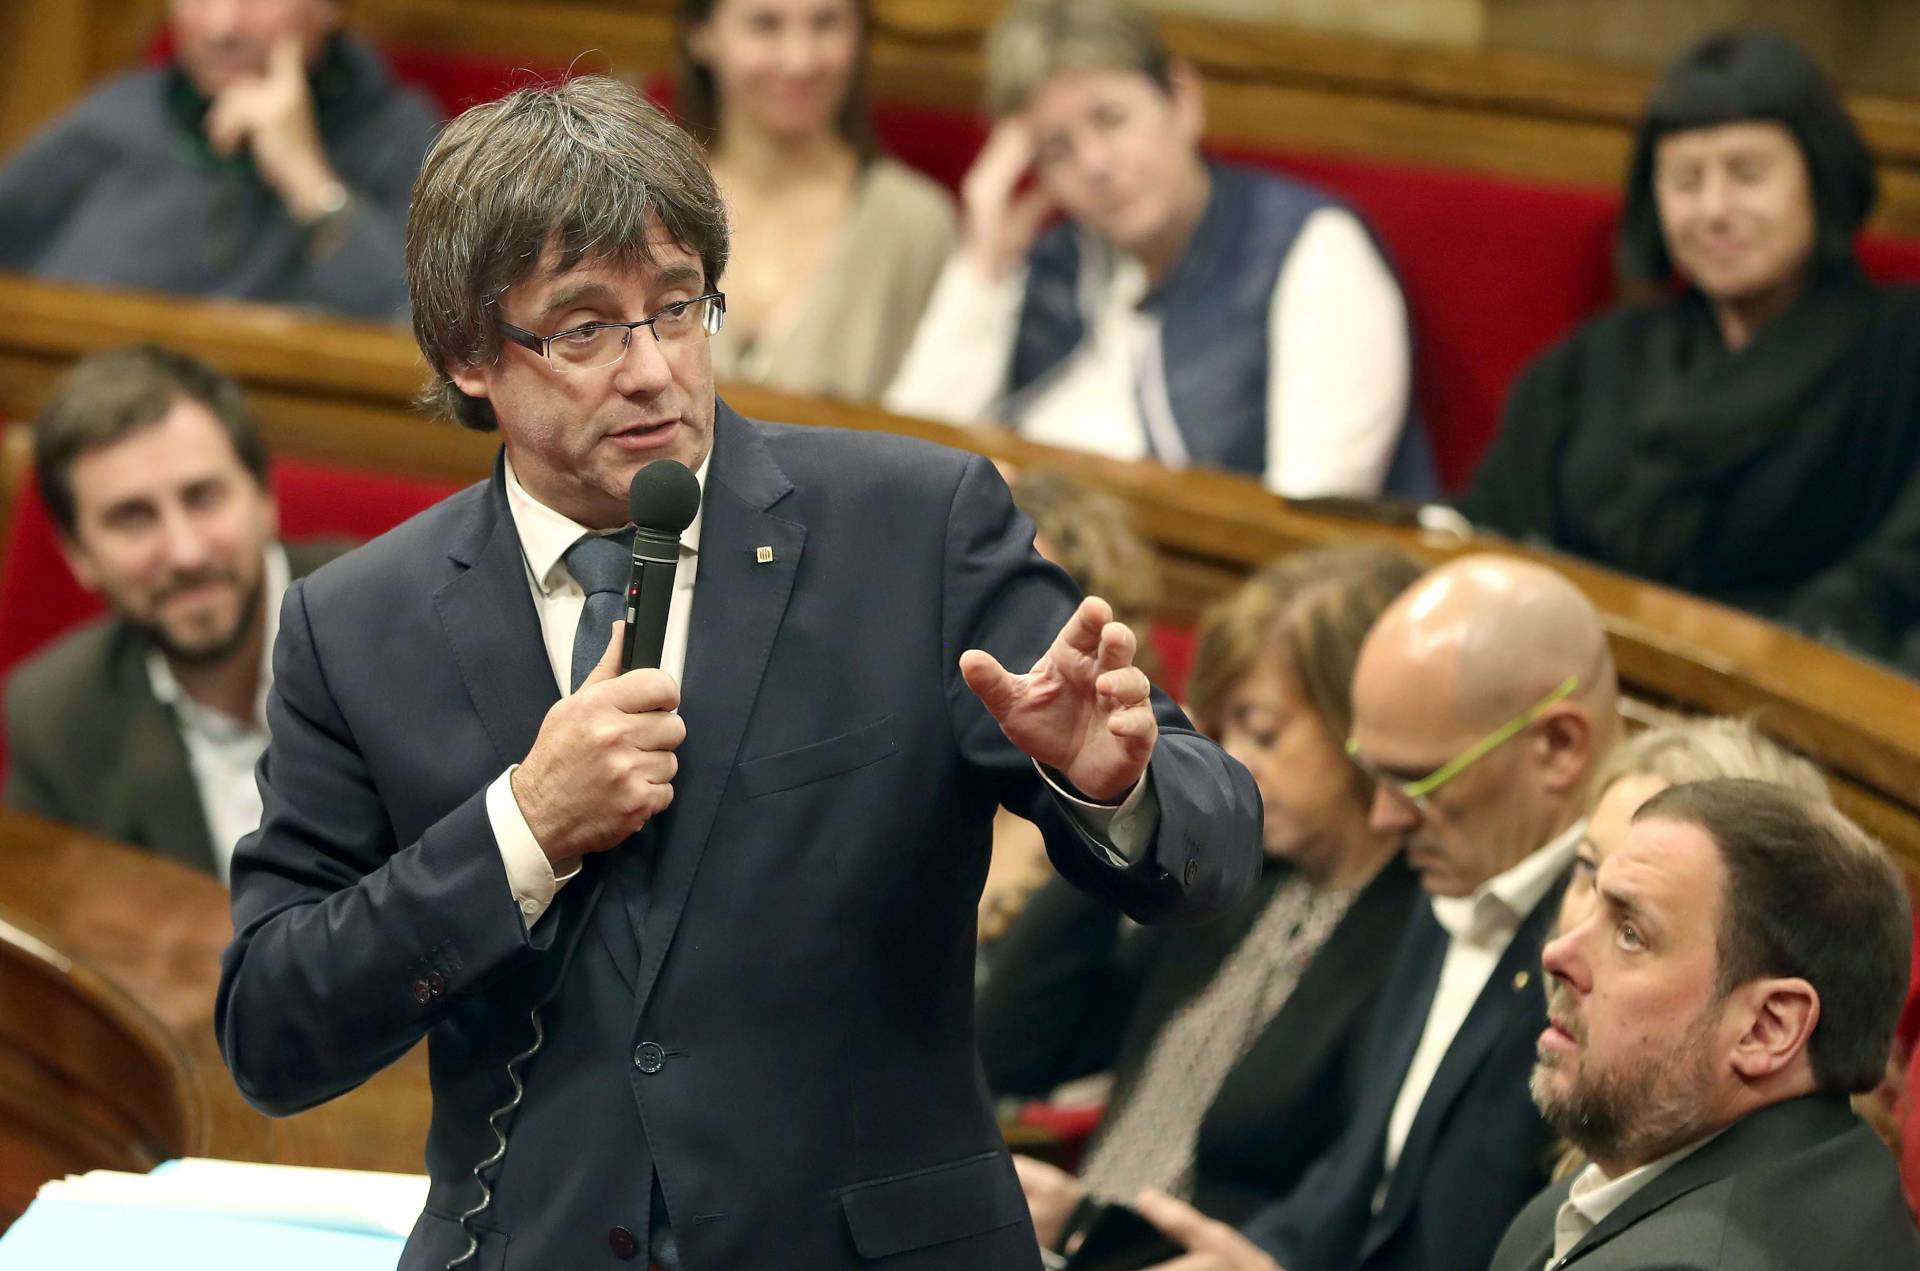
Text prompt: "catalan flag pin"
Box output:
[[756, 546, 774, 564]]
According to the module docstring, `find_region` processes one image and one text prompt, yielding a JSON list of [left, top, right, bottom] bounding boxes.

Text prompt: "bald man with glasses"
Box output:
[[1134, 555, 1620, 1271]]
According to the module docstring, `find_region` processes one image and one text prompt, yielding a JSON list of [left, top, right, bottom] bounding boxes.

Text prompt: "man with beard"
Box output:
[[4, 345, 344, 878], [1489, 778, 1920, 1271], [1133, 555, 1620, 1271]]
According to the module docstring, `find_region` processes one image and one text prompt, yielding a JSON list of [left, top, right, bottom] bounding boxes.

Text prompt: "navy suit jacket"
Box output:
[[214, 407, 1261, 1271], [1489, 1095, 1920, 1271], [1241, 871, 1567, 1271]]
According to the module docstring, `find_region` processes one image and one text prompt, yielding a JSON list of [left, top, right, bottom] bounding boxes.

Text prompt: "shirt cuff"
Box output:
[[1034, 761, 1161, 867], [486, 765, 580, 929]]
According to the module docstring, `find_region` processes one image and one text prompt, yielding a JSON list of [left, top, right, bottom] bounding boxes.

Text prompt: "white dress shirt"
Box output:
[[486, 455, 1157, 930], [1375, 822, 1583, 1204], [1547, 1130, 1723, 1268], [884, 206, 1410, 498], [145, 542, 290, 883], [482, 456, 707, 928]]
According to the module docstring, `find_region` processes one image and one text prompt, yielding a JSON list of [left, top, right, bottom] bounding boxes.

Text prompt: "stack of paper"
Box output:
[[0, 1159, 428, 1271]]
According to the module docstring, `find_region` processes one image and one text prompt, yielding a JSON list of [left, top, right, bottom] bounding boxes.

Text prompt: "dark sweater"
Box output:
[[0, 35, 439, 321]]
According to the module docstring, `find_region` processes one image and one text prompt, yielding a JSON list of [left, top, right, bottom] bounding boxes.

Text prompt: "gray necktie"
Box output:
[[566, 530, 681, 1267], [564, 529, 635, 692]]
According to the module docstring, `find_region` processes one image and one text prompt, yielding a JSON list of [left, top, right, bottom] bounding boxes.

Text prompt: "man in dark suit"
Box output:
[[1136, 556, 1620, 1271], [4, 345, 341, 878], [1490, 778, 1920, 1271], [213, 76, 1261, 1271]]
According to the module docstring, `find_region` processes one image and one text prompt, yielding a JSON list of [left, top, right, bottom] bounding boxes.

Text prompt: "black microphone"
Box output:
[[621, 460, 702, 671]]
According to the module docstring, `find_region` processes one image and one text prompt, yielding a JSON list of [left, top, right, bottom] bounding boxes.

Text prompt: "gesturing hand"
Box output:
[[1135, 1190, 1285, 1271], [960, 596, 1156, 803], [512, 621, 684, 866]]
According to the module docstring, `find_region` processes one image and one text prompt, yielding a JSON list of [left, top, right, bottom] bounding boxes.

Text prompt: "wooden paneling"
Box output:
[[3, 275, 1919, 886], [0, 810, 433, 1199]]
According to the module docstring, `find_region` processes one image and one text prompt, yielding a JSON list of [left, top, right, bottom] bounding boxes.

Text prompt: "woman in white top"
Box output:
[[678, 0, 957, 401], [885, 0, 1422, 499]]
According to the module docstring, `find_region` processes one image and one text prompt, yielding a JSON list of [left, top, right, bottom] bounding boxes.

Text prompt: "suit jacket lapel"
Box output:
[[626, 404, 804, 1021], [432, 456, 558, 776], [1556, 1095, 1855, 1267], [1336, 905, 1450, 1179], [111, 646, 217, 873], [1368, 875, 1565, 1248]]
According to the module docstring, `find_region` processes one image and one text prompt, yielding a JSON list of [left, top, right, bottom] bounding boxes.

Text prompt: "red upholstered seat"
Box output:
[[0, 460, 461, 776]]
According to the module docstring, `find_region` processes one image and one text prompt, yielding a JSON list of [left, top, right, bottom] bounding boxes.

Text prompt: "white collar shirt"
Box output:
[[145, 542, 290, 883], [1376, 821, 1583, 1202], [1546, 1129, 1724, 1268], [484, 454, 707, 926]]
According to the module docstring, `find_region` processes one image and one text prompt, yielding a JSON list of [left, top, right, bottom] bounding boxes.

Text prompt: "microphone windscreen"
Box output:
[[628, 459, 701, 533]]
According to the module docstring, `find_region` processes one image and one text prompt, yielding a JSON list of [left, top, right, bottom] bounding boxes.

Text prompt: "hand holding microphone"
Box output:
[[511, 461, 701, 866]]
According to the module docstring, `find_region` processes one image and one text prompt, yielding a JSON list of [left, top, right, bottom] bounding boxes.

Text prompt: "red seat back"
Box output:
[[0, 460, 462, 775]]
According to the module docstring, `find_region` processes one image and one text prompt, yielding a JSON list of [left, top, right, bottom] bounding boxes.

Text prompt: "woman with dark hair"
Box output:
[[1461, 31, 1920, 668], [677, 0, 956, 400], [977, 545, 1425, 1258]]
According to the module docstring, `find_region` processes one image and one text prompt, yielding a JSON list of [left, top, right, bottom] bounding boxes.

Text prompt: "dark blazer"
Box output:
[[1489, 1094, 1920, 1271], [214, 407, 1262, 1271], [1241, 870, 1568, 1271], [979, 854, 1420, 1222], [2, 539, 344, 874]]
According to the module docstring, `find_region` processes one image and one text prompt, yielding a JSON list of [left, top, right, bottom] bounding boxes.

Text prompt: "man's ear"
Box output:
[[448, 359, 495, 403], [1535, 708, 1593, 796], [1166, 58, 1206, 142], [683, 20, 715, 67], [1728, 976, 1820, 1082], [259, 488, 281, 545], [58, 533, 102, 595]]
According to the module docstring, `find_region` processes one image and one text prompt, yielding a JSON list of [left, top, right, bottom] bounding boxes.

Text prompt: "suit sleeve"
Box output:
[[0, 110, 101, 271], [938, 453, 1261, 926], [214, 577, 551, 1115], [1, 678, 66, 821], [283, 95, 439, 321]]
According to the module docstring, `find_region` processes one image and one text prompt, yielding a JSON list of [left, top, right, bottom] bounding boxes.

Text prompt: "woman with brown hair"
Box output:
[[677, 0, 957, 401], [978, 544, 1426, 1258]]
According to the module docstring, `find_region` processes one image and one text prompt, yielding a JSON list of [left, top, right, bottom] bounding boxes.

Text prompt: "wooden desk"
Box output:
[[0, 810, 431, 1227], [1, 275, 1918, 881]]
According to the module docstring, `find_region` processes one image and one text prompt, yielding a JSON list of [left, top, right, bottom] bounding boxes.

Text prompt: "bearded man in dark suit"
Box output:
[[4, 345, 343, 878], [1489, 779, 1919, 1271]]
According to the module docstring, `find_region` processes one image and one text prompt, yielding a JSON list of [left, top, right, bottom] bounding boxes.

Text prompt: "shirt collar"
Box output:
[[146, 540, 289, 731], [503, 454, 708, 597], [1429, 819, 1582, 943], [1557, 1127, 1726, 1255]]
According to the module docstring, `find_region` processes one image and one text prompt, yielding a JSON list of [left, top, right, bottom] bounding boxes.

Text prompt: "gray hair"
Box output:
[[983, 0, 1172, 119], [1595, 717, 1829, 806], [406, 75, 731, 430]]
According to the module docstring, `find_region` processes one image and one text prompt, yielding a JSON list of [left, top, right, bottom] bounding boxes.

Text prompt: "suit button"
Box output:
[[426, 972, 447, 996], [410, 979, 432, 1005], [1182, 858, 1199, 886], [633, 1042, 666, 1074], [607, 1224, 638, 1260]]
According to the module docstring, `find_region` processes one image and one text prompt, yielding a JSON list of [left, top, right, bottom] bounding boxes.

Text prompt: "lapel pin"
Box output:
[[1513, 970, 1531, 991], [755, 545, 775, 564]]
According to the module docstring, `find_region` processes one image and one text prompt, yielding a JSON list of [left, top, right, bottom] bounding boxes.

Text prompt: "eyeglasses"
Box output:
[[497, 292, 726, 371], [1345, 675, 1581, 815]]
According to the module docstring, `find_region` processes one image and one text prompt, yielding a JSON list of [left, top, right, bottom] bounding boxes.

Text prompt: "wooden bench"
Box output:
[[2, 275, 1918, 889]]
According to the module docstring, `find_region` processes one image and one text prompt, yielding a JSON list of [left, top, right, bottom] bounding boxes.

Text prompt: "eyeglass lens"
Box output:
[[548, 298, 719, 370]]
